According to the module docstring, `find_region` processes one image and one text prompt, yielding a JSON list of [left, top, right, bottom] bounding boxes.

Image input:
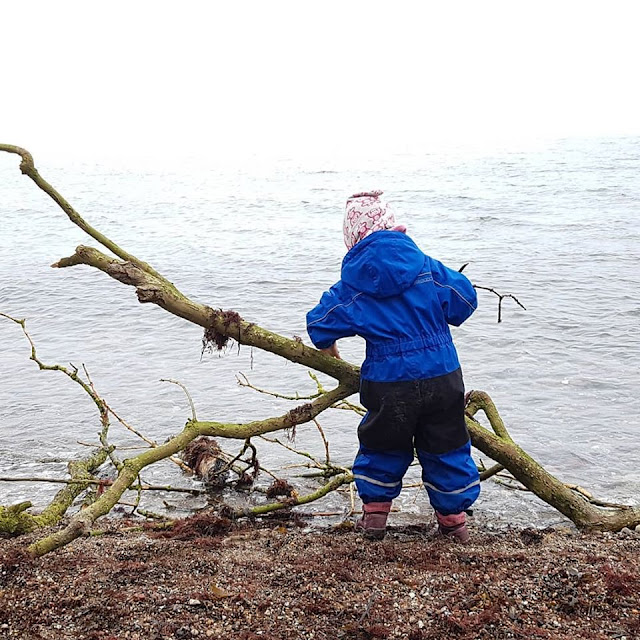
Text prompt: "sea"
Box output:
[[1, 136, 639, 528]]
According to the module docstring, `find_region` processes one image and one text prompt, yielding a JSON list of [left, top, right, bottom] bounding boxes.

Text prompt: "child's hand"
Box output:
[[320, 343, 341, 359]]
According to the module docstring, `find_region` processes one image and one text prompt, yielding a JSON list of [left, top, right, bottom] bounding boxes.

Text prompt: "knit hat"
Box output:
[[343, 190, 406, 250]]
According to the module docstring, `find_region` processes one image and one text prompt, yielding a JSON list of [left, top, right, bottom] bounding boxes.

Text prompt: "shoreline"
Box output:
[[1, 518, 639, 639]]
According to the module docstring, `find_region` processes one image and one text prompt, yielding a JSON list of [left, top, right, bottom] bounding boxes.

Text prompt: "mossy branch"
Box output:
[[241, 473, 354, 517], [465, 391, 640, 532], [0, 314, 114, 536], [0, 144, 171, 285]]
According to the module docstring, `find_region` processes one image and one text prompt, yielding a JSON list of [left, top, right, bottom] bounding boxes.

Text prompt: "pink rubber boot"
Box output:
[[356, 502, 392, 540], [436, 511, 470, 543]]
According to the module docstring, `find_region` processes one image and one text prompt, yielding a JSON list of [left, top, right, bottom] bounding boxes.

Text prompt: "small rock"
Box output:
[[188, 599, 202, 607], [567, 567, 582, 578], [635, 524, 640, 533], [619, 527, 636, 538]]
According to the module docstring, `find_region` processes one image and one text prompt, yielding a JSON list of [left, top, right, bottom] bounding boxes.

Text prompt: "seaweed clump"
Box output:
[[201, 309, 244, 354], [266, 479, 296, 500], [181, 437, 229, 488], [0, 547, 33, 586], [156, 512, 233, 540]]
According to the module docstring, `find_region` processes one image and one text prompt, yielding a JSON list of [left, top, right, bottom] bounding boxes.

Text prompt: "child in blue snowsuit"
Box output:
[[306, 191, 479, 541]]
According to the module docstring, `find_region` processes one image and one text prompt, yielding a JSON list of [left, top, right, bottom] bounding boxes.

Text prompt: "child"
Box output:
[[306, 191, 479, 542]]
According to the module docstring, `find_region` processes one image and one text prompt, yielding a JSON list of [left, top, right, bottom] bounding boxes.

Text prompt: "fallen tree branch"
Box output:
[[0, 314, 114, 535], [465, 391, 640, 532], [0, 144, 171, 286], [27, 383, 350, 556]]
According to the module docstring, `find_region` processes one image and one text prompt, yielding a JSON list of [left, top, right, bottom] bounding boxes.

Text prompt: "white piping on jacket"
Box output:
[[432, 280, 477, 310], [307, 292, 364, 327]]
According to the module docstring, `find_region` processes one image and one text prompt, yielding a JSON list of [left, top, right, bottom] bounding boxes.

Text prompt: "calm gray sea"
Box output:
[[1, 136, 639, 526]]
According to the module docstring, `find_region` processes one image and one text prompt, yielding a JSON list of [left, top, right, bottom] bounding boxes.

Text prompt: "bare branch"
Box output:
[[479, 463, 505, 482], [160, 378, 198, 421], [0, 476, 204, 495], [313, 418, 331, 466], [0, 144, 171, 285], [237, 372, 321, 401], [473, 285, 527, 323]]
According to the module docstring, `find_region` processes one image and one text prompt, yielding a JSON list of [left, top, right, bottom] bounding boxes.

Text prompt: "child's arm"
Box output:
[[306, 283, 357, 350], [429, 258, 478, 326]]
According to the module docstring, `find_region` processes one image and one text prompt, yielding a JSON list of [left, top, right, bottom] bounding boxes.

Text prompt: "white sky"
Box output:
[[1, 1, 639, 162]]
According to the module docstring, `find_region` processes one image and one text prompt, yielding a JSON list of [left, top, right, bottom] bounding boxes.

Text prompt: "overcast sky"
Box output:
[[1, 1, 639, 163]]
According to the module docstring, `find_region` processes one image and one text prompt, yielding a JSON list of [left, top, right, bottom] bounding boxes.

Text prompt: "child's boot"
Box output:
[[436, 511, 470, 543], [356, 501, 391, 540]]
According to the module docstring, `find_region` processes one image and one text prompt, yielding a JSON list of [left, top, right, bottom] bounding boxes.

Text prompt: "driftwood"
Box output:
[[1, 143, 639, 559], [465, 392, 640, 531]]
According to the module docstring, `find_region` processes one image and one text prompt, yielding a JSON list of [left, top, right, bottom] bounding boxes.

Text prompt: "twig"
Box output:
[[131, 475, 143, 515], [358, 594, 377, 624], [237, 372, 321, 401], [349, 480, 356, 517], [480, 463, 505, 481], [0, 476, 204, 495], [333, 399, 367, 416], [212, 439, 255, 481], [313, 418, 331, 466], [137, 508, 175, 521], [160, 378, 198, 422], [82, 363, 121, 471], [473, 285, 526, 323], [259, 435, 324, 468], [77, 441, 150, 451]]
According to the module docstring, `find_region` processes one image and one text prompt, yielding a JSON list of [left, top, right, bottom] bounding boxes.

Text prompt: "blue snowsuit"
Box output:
[[306, 230, 480, 515]]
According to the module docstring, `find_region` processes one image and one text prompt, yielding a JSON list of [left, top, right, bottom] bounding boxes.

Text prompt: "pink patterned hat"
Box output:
[[343, 190, 406, 250]]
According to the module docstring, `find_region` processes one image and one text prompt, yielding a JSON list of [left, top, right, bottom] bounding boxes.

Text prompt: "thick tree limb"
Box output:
[[2, 144, 358, 386], [52, 245, 360, 388], [465, 391, 640, 532]]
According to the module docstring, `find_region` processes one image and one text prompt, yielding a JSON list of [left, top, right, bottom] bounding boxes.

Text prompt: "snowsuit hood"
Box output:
[[341, 231, 425, 298]]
